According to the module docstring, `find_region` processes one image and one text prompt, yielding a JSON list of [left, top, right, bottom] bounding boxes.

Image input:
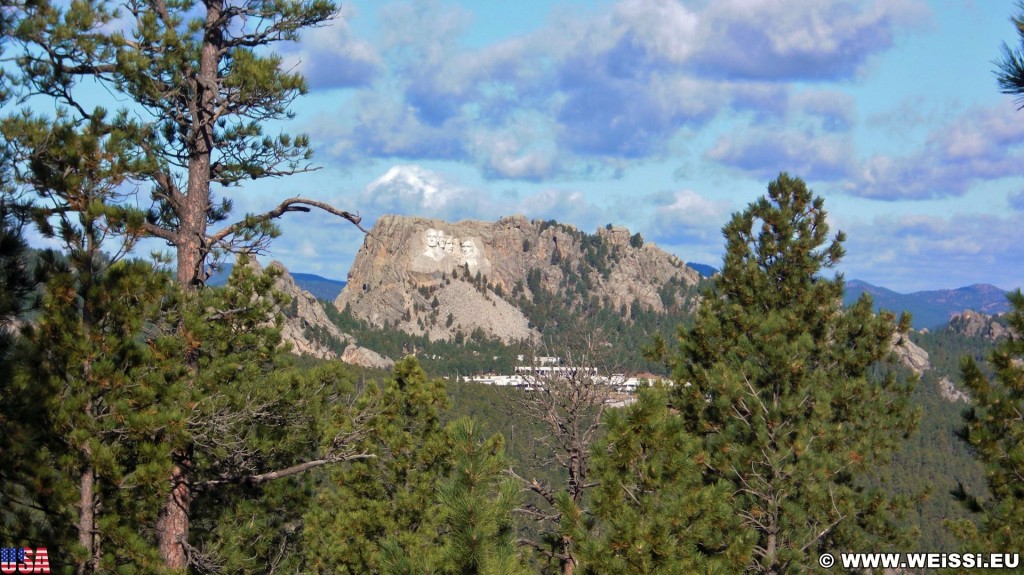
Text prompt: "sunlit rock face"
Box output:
[[410, 228, 492, 278], [341, 345, 395, 370], [946, 310, 1013, 341], [335, 215, 702, 343]]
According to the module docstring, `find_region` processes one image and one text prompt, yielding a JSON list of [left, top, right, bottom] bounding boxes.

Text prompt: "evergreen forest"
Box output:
[[1, 1, 1023, 574]]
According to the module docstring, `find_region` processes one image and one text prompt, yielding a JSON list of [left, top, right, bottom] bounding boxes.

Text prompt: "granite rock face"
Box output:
[[891, 333, 931, 374], [341, 345, 395, 370], [937, 376, 970, 403], [259, 260, 394, 367], [946, 310, 1013, 340], [269, 261, 354, 360], [335, 215, 701, 342]]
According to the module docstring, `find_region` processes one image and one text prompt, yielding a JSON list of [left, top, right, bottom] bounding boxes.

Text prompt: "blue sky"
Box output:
[[229, 0, 1024, 293]]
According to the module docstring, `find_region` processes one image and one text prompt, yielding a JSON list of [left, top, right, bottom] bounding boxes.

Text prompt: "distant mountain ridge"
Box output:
[[844, 280, 1011, 330], [687, 262, 719, 278], [288, 273, 347, 301], [208, 264, 346, 301]]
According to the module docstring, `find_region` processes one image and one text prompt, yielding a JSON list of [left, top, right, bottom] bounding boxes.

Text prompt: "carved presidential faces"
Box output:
[[425, 228, 440, 248], [418, 229, 488, 273], [422, 228, 448, 260]]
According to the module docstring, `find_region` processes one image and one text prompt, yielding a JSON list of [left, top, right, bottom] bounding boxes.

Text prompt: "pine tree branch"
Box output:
[[798, 514, 845, 553], [142, 222, 178, 243], [506, 468, 556, 506], [197, 452, 375, 489], [207, 197, 367, 247]]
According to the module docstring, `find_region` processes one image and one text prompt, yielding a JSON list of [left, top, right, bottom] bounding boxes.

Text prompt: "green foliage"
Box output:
[[20, 256, 176, 572], [436, 418, 524, 575], [380, 418, 527, 575], [6, 0, 340, 287], [518, 268, 705, 374], [303, 357, 451, 574], [669, 174, 917, 573], [0, 192, 58, 550], [6, 235, 367, 572], [952, 290, 1024, 551], [0, 183, 33, 396], [158, 262, 370, 571], [871, 328, 990, 552], [580, 385, 751, 574], [995, 3, 1024, 108], [324, 301, 524, 376], [0, 103, 178, 570]]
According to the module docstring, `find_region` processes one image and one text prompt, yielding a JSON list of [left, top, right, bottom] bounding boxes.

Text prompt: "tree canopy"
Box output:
[[667, 173, 917, 573], [953, 290, 1024, 551]]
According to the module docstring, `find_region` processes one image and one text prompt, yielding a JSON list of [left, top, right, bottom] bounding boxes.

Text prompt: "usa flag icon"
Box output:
[[0, 547, 50, 574]]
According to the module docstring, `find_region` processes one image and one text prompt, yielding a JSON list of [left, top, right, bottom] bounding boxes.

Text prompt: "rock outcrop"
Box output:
[[946, 310, 1013, 340], [891, 333, 931, 374], [341, 345, 395, 370], [937, 376, 970, 404], [335, 215, 701, 342], [270, 261, 354, 360], [245, 259, 395, 368]]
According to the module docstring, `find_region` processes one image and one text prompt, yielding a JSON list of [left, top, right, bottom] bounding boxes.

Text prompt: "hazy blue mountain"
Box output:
[[289, 272, 347, 301], [207, 264, 346, 301], [844, 280, 1011, 330], [687, 262, 719, 278]]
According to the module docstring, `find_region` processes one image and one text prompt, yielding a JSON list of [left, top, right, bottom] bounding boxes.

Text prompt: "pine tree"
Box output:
[[953, 290, 1024, 552], [141, 259, 373, 572], [0, 99, 175, 572], [668, 174, 916, 573], [435, 418, 526, 575], [0, 165, 53, 552], [1, 111, 371, 571], [20, 255, 176, 573], [580, 385, 751, 574], [378, 418, 528, 575], [303, 357, 451, 574], [6, 0, 363, 288], [4, 2, 370, 567]]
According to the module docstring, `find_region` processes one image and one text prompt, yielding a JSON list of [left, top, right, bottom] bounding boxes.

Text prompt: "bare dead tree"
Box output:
[[507, 332, 629, 575]]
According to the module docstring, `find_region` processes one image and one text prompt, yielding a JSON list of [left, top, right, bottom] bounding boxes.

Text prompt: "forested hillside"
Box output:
[[2, 0, 1022, 569]]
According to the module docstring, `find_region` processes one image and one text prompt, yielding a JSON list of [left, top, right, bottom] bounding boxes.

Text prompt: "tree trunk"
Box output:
[[77, 460, 96, 575], [173, 0, 219, 288], [159, 0, 219, 567], [561, 548, 576, 575], [156, 461, 192, 570], [78, 350, 98, 574]]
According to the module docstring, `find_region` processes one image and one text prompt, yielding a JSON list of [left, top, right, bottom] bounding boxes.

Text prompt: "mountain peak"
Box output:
[[845, 279, 1011, 330], [335, 215, 702, 342]]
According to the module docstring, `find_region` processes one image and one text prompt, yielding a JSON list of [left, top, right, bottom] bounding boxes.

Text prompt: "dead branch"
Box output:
[[207, 197, 368, 248]]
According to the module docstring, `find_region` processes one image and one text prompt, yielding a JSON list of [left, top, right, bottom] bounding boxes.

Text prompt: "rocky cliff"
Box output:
[[946, 310, 1013, 340], [270, 261, 353, 359], [253, 260, 395, 368], [335, 215, 701, 342], [892, 333, 931, 375]]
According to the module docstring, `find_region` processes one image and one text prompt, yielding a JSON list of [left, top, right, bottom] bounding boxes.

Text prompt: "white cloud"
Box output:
[[280, 6, 381, 89], [846, 101, 1024, 199], [840, 212, 1024, 291], [310, 0, 928, 180], [706, 128, 855, 182], [361, 165, 483, 218], [646, 189, 732, 245]]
